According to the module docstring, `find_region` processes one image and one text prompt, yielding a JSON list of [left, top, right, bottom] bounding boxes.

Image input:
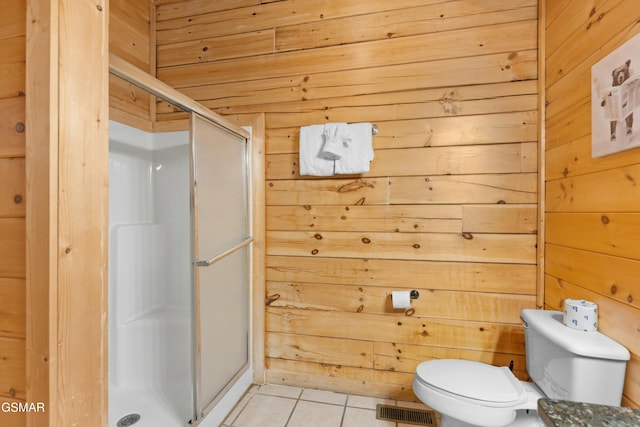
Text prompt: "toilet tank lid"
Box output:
[[521, 309, 630, 361]]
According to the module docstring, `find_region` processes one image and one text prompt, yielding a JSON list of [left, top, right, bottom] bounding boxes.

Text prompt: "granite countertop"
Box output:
[[538, 398, 640, 427]]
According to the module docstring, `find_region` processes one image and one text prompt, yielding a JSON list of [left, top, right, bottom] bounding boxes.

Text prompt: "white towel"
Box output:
[[335, 123, 374, 174], [299, 124, 335, 176], [321, 123, 350, 160]]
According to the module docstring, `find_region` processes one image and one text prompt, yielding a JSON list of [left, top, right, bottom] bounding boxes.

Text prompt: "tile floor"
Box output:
[[221, 384, 438, 427]]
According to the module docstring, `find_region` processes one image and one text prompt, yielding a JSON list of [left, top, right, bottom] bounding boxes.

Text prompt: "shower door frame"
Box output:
[[190, 113, 252, 419], [109, 53, 265, 425]]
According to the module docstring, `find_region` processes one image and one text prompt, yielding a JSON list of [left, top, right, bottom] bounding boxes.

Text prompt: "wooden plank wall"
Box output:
[[109, 0, 155, 131], [0, 0, 26, 425], [156, 0, 540, 399], [544, 0, 640, 408]]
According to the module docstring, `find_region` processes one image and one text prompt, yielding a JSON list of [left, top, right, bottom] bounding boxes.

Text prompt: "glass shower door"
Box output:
[[191, 113, 251, 419]]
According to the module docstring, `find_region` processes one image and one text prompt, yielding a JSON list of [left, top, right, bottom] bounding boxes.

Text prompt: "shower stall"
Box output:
[[108, 57, 255, 427]]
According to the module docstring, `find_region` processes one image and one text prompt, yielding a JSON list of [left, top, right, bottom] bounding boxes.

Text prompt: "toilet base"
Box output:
[[440, 410, 545, 427]]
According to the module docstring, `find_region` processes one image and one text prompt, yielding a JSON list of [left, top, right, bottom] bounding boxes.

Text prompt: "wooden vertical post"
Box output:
[[536, 0, 546, 309], [56, 0, 109, 425], [249, 114, 266, 383], [26, 0, 58, 425], [26, 0, 109, 425]]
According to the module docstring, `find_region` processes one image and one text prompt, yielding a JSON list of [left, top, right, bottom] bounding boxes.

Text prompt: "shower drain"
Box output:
[[117, 413, 141, 427]]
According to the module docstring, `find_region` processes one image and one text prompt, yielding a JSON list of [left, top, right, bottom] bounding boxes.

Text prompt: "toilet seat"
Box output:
[[416, 359, 526, 406], [413, 359, 539, 427]]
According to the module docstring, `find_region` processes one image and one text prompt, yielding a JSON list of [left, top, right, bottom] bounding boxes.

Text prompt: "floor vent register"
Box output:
[[375, 404, 437, 426]]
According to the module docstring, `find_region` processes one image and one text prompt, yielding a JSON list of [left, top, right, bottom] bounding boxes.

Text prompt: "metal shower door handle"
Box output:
[[193, 236, 253, 267]]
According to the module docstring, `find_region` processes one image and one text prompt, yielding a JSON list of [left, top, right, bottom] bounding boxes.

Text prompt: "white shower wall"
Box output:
[[108, 120, 193, 426]]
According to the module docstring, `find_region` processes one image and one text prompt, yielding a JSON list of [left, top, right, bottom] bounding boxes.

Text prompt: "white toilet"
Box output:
[[413, 309, 631, 427]]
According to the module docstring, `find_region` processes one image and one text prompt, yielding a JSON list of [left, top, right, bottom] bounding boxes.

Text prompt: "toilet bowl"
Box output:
[[413, 359, 543, 427]]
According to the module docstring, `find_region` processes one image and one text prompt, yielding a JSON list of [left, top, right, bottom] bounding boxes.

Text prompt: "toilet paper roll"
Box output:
[[392, 291, 411, 309], [563, 299, 598, 332]]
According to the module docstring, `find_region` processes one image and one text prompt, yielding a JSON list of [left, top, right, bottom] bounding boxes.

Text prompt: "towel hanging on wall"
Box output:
[[299, 122, 376, 176], [335, 122, 374, 174], [299, 124, 335, 176], [320, 122, 350, 160]]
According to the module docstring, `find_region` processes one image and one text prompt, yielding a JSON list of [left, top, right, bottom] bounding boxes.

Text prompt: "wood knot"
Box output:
[[338, 180, 374, 193], [13, 195, 22, 204], [462, 232, 473, 240], [356, 304, 364, 313], [311, 249, 319, 255], [611, 284, 617, 294], [361, 237, 371, 244], [412, 243, 420, 249], [314, 233, 323, 240], [601, 215, 610, 224], [404, 308, 415, 316]]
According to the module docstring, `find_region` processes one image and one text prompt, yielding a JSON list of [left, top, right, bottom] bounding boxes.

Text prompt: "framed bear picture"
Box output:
[[591, 33, 640, 158]]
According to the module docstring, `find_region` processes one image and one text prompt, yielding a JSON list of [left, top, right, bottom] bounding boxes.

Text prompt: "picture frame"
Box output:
[[591, 33, 640, 158]]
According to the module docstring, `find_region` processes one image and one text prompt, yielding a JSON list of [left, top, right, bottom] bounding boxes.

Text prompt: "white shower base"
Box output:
[[110, 382, 191, 427], [109, 305, 193, 427], [110, 390, 180, 427]]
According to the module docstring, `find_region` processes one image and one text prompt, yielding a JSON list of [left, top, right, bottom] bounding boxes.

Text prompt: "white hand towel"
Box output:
[[335, 123, 374, 174], [299, 124, 335, 176], [321, 122, 351, 160]]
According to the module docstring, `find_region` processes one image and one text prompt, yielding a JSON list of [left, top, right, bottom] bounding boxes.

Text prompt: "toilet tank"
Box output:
[[521, 309, 630, 406]]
